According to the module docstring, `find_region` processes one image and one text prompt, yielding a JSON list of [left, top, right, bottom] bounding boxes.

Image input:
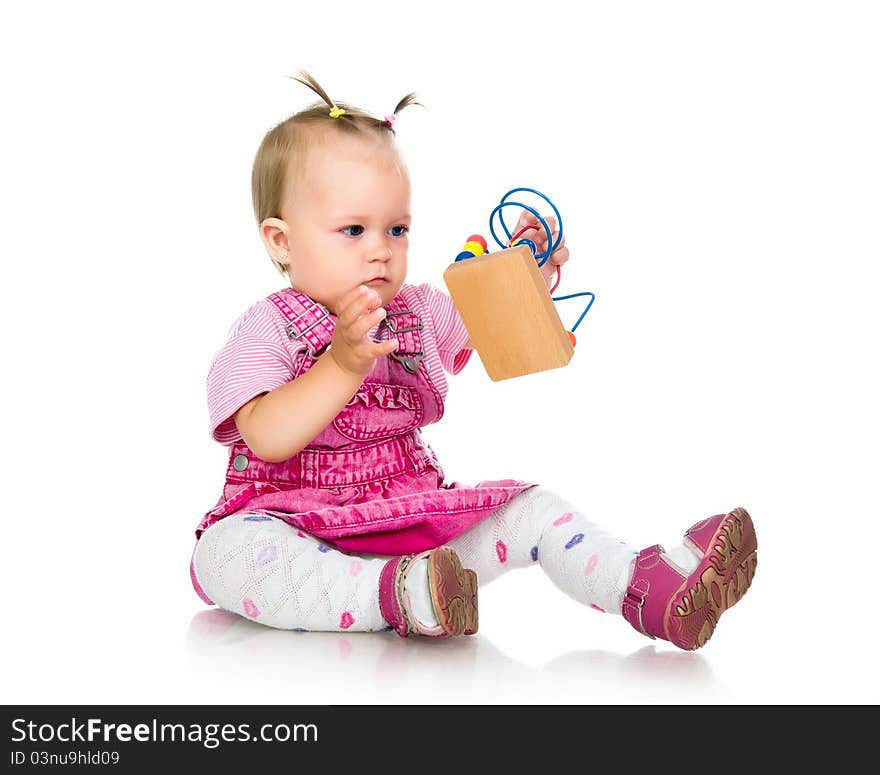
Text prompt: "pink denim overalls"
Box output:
[[191, 286, 536, 603]]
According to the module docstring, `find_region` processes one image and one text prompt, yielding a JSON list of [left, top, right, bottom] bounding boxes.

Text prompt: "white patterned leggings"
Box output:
[[191, 486, 639, 632]]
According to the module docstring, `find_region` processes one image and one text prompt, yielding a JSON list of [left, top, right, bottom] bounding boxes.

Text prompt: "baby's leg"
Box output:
[[192, 514, 389, 632], [448, 486, 758, 650], [448, 486, 700, 615]]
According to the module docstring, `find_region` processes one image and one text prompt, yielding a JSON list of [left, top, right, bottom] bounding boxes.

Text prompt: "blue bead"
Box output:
[[530, 546, 538, 562], [455, 251, 475, 262]]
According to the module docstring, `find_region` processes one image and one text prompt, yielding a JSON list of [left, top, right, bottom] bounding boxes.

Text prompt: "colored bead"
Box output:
[[455, 251, 475, 262], [462, 240, 485, 256], [467, 234, 488, 251], [568, 330, 577, 347]]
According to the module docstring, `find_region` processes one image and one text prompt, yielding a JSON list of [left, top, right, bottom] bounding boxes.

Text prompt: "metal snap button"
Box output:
[[233, 454, 249, 472]]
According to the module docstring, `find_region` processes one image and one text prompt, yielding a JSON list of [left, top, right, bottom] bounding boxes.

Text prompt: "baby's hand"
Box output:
[[328, 285, 399, 378], [513, 210, 569, 287]]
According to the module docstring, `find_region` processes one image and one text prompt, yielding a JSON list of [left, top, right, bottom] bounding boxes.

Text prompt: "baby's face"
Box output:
[[281, 134, 411, 314]]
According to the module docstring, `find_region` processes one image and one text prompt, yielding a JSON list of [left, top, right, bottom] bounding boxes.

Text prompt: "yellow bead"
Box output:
[[462, 240, 485, 256]]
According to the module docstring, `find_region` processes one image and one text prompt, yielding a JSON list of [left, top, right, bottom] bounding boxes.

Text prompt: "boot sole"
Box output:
[[428, 547, 479, 636], [666, 507, 758, 650]]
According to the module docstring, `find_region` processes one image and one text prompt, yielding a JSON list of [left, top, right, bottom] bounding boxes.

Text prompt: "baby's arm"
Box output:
[[420, 283, 474, 375], [234, 285, 398, 462], [233, 350, 361, 462]]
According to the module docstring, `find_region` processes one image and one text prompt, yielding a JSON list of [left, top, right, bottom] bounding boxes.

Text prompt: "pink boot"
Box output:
[[379, 546, 479, 638], [622, 507, 758, 650]]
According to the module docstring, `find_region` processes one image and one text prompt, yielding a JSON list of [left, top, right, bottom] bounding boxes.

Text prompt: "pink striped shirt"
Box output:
[[207, 283, 473, 445]]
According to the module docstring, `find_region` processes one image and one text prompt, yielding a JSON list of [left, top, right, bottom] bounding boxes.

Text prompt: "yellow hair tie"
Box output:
[[329, 105, 347, 119]]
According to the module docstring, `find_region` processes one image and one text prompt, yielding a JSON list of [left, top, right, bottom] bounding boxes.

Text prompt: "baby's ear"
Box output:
[[260, 217, 290, 253]]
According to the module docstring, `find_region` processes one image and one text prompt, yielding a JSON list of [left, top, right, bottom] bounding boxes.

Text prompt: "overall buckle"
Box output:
[[284, 300, 331, 340], [390, 350, 424, 373], [378, 309, 423, 372], [383, 309, 423, 334]]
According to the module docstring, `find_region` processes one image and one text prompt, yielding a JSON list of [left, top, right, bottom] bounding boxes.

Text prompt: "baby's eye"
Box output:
[[340, 225, 408, 238]]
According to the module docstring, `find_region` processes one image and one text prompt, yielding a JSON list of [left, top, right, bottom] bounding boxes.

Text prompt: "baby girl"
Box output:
[[189, 71, 757, 649]]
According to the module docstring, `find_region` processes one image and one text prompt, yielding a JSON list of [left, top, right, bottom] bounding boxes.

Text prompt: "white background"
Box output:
[[2, 1, 878, 704]]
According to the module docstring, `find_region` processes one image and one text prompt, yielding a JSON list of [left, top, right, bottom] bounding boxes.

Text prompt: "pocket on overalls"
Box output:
[[333, 383, 423, 441]]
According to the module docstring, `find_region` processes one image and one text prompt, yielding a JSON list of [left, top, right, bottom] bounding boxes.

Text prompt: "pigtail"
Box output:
[[286, 68, 424, 135], [381, 92, 425, 132], [393, 92, 424, 115], [288, 69, 354, 123]]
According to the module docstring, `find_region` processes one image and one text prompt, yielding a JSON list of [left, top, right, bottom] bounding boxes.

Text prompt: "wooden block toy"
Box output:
[[443, 243, 574, 381]]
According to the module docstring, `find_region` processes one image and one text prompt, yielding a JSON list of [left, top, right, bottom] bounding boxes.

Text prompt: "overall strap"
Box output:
[[268, 288, 425, 372], [379, 295, 425, 374], [267, 288, 335, 355]]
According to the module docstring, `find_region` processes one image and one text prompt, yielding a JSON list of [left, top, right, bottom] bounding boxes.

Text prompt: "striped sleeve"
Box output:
[[206, 302, 302, 445], [419, 283, 474, 375]]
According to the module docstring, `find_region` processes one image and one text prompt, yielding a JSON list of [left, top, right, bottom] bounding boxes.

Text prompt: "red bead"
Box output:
[[568, 331, 577, 347], [467, 234, 488, 251]]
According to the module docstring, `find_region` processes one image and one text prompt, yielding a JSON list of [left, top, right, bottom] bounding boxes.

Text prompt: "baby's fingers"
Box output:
[[348, 304, 388, 341], [376, 337, 399, 355], [338, 285, 379, 326], [535, 216, 557, 246], [360, 336, 399, 361], [336, 285, 370, 321]]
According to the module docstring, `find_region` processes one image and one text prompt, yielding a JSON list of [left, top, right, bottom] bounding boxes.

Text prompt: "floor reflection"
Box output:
[[185, 609, 729, 703]]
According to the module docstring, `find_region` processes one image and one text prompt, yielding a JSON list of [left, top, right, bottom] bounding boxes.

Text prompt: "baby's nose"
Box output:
[[370, 242, 393, 260]]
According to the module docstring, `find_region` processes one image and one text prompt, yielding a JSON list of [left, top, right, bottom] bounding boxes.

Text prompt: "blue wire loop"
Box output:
[[486, 187, 595, 334], [553, 291, 595, 333], [489, 187, 563, 268]]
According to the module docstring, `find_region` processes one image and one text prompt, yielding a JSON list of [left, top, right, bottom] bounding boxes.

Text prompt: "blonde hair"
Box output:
[[252, 70, 424, 274]]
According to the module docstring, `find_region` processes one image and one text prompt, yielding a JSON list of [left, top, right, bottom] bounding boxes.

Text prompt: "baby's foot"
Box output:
[[622, 508, 758, 650], [379, 547, 478, 638]]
